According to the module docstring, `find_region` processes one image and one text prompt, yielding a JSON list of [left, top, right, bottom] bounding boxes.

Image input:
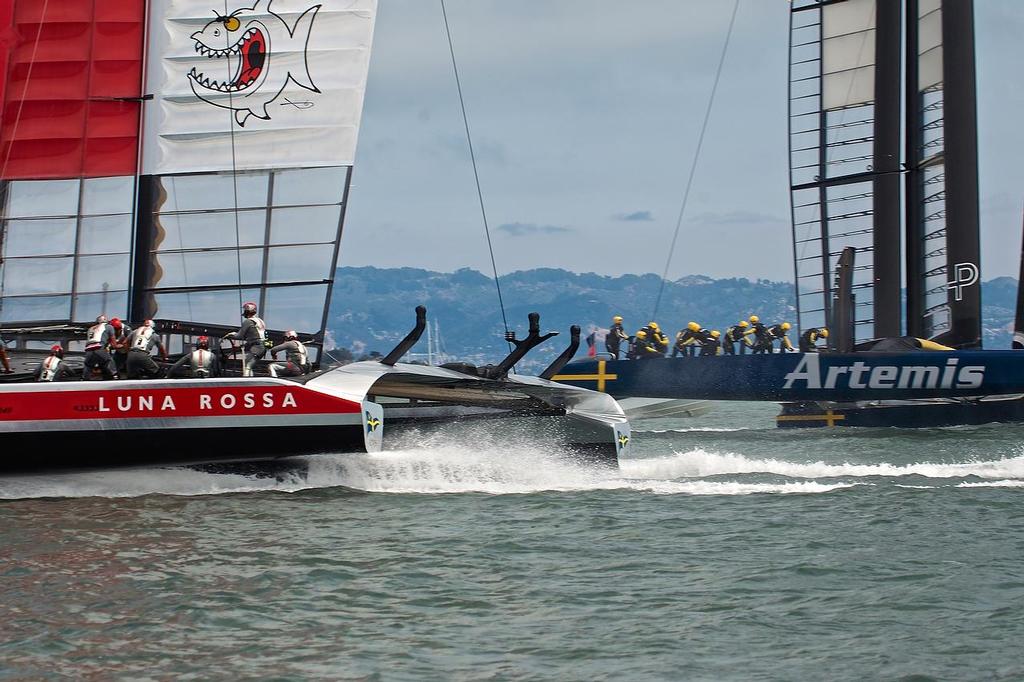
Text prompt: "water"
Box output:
[[3, 402, 1024, 680]]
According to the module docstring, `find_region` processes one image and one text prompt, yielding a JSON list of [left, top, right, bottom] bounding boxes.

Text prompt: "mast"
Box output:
[[905, 0, 982, 348], [788, 0, 904, 345]]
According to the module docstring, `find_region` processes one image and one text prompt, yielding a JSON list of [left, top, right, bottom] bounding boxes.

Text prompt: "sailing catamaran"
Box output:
[[0, 0, 631, 471], [555, 0, 1024, 428]]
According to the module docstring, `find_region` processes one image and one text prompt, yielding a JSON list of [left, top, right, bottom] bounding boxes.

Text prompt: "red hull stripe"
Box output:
[[0, 385, 361, 422], [0, 0, 145, 179]]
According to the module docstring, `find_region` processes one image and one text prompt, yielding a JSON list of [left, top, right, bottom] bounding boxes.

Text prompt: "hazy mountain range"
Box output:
[[327, 267, 1019, 370]]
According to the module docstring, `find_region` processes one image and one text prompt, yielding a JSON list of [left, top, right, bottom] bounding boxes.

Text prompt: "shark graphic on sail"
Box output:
[[187, 1, 321, 127]]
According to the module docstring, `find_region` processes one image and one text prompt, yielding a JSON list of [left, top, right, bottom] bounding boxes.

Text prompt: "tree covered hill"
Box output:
[[327, 267, 1018, 369]]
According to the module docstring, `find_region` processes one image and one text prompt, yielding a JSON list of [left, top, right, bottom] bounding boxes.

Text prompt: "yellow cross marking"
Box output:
[[617, 434, 630, 450], [552, 359, 618, 392], [776, 410, 846, 427]]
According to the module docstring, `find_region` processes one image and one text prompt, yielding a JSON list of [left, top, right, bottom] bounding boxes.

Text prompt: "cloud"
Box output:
[[687, 210, 785, 226], [614, 210, 654, 222], [497, 222, 573, 237]]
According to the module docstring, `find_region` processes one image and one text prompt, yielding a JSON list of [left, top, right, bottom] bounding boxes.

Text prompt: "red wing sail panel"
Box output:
[[0, 0, 145, 180]]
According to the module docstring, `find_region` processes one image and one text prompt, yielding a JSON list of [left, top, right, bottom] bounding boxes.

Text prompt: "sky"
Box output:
[[340, 0, 1024, 283]]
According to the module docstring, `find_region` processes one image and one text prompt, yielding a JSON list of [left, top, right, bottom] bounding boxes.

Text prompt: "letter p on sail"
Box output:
[[948, 262, 979, 301]]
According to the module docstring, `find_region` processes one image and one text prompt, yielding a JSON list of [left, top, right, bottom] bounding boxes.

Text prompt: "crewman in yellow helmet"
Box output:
[[747, 315, 771, 354], [799, 326, 829, 353], [672, 321, 702, 358], [605, 315, 629, 359], [700, 329, 722, 357], [627, 329, 662, 360], [637, 321, 668, 356], [722, 320, 751, 355], [765, 321, 795, 353]]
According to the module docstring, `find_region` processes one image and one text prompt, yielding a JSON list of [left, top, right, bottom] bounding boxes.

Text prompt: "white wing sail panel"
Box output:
[[141, 0, 377, 175]]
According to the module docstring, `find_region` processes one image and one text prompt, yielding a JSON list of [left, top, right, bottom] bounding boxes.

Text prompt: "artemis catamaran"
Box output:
[[555, 0, 1024, 428], [0, 0, 630, 471]]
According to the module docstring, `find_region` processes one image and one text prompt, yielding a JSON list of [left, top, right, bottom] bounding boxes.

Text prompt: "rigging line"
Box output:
[[223, 0, 245, 313], [0, 0, 51, 320], [652, 0, 739, 321], [440, 0, 513, 352]]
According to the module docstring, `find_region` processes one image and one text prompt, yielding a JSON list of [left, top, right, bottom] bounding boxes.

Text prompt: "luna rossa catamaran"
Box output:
[[0, 0, 630, 471]]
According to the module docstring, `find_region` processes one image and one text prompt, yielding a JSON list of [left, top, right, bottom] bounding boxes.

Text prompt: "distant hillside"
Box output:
[[327, 267, 1019, 369]]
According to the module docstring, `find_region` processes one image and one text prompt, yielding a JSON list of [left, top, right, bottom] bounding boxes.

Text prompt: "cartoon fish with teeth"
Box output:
[[188, 0, 320, 127]]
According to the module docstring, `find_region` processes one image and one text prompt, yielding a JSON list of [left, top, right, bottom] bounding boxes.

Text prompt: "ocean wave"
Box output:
[[956, 479, 1024, 488], [0, 465, 313, 500], [619, 450, 1024, 481], [634, 427, 748, 434]]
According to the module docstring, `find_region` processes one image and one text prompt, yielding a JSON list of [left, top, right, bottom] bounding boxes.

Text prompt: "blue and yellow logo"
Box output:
[[365, 411, 381, 434], [617, 433, 629, 451]]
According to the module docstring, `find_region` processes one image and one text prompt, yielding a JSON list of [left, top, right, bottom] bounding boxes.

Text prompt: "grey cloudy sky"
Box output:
[[341, 0, 1024, 283]]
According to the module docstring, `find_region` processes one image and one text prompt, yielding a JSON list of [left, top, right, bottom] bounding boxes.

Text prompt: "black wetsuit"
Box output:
[[628, 335, 662, 360], [766, 325, 794, 353], [640, 327, 669, 356], [749, 322, 772, 354], [672, 329, 701, 357], [698, 331, 720, 357], [605, 323, 628, 360], [722, 325, 749, 355], [800, 328, 826, 353]]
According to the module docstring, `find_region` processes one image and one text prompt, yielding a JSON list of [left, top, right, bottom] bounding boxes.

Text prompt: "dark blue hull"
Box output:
[[777, 396, 1024, 428], [552, 351, 1024, 402]]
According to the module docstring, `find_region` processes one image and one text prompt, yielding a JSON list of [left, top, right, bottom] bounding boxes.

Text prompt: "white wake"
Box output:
[[620, 449, 1024, 481], [2, 446, 1020, 500]]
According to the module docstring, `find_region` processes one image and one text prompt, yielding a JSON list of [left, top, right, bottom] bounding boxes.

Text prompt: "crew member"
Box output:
[[628, 330, 662, 360], [110, 317, 133, 376], [637, 321, 668, 356], [799, 327, 829, 353], [268, 330, 310, 378], [722, 320, 750, 355], [765, 322, 795, 353], [83, 315, 118, 380], [700, 330, 722, 357], [34, 345, 72, 382], [168, 335, 221, 378], [126, 319, 168, 379], [672, 322, 702, 358], [223, 302, 270, 377], [0, 332, 12, 374], [747, 315, 772, 354], [605, 316, 629, 360]]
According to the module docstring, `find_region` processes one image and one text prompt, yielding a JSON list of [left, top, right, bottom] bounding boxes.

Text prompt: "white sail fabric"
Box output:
[[821, 0, 876, 112], [917, 0, 943, 91], [142, 0, 376, 175]]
